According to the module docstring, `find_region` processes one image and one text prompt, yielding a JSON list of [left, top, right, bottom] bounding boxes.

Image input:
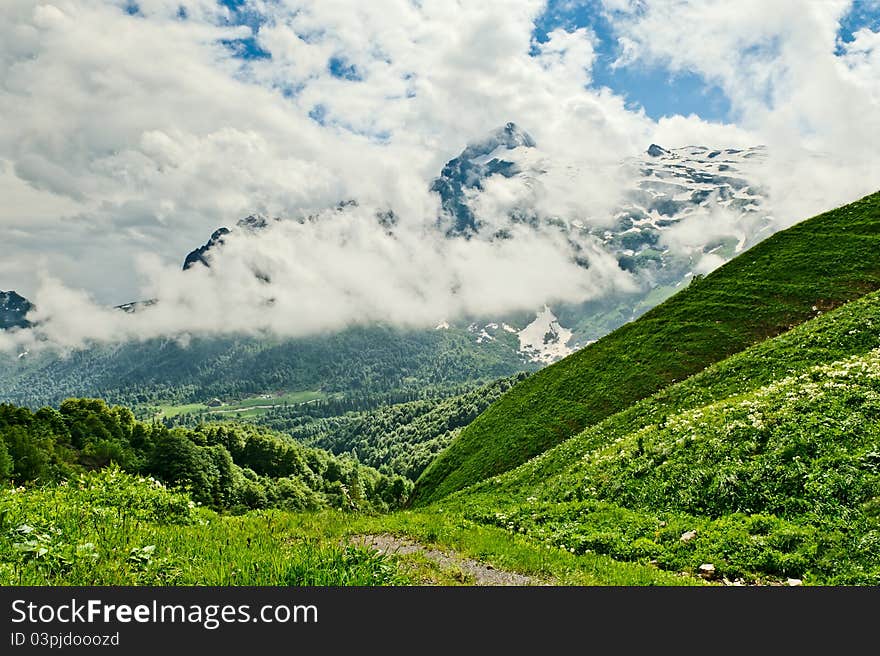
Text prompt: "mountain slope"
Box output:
[[441, 287, 880, 583], [412, 190, 880, 505], [296, 374, 528, 480]]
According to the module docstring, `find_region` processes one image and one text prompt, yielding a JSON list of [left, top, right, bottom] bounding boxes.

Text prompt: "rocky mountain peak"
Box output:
[[0, 290, 33, 330]]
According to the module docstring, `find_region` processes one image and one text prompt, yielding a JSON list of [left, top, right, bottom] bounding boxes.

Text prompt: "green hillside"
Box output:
[[0, 399, 411, 513], [298, 374, 527, 479], [413, 191, 880, 504], [441, 288, 880, 583]]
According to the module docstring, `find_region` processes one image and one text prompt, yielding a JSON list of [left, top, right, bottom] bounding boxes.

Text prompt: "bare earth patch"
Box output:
[[351, 533, 543, 586]]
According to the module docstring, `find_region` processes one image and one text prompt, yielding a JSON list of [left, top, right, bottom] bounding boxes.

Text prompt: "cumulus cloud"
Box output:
[[0, 0, 879, 351], [0, 204, 638, 352], [605, 0, 880, 225]]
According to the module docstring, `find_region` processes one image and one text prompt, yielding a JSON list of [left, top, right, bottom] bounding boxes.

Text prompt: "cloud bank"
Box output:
[[0, 0, 878, 351]]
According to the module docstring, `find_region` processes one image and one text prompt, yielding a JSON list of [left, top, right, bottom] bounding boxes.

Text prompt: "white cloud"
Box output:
[[0, 203, 638, 352], [0, 0, 879, 350], [605, 0, 880, 226]]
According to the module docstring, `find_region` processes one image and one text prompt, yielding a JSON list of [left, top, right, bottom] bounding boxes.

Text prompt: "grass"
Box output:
[[0, 469, 407, 586], [155, 390, 328, 419], [0, 468, 699, 586], [413, 190, 880, 505], [155, 402, 205, 418], [434, 290, 880, 584]]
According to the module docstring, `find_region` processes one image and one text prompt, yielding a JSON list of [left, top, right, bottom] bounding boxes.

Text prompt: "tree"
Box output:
[[2, 425, 52, 483], [0, 437, 13, 481]]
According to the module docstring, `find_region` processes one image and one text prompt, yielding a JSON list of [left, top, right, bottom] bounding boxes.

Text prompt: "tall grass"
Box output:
[[0, 468, 406, 586]]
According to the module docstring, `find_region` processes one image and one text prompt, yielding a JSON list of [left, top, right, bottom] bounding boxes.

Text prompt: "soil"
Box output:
[[351, 533, 545, 586]]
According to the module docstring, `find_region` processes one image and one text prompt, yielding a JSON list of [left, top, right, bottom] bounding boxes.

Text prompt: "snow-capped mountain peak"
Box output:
[[431, 122, 537, 235]]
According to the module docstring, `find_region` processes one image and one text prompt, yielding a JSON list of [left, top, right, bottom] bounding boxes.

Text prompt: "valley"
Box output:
[[2, 191, 879, 585]]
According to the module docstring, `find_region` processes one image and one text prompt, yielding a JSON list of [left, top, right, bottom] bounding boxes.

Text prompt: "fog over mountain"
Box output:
[[1, 1, 879, 352]]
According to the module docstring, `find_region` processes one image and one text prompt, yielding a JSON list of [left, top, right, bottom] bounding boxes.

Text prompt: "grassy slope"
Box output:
[[0, 468, 693, 586], [437, 290, 880, 583], [413, 191, 880, 504]]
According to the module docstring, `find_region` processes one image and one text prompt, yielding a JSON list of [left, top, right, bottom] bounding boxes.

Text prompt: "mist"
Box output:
[[1, 1, 879, 353]]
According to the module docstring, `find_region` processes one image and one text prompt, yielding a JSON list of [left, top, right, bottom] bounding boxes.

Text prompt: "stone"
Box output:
[[698, 563, 716, 579], [787, 578, 803, 587], [680, 530, 697, 543]]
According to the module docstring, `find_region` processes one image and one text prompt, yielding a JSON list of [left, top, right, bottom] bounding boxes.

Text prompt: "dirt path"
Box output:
[[352, 534, 543, 586]]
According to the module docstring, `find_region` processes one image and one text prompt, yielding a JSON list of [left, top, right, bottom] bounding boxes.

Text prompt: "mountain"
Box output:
[[431, 122, 537, 235], [434, 125, 769, 276], [428, 127, 773, 356], [173, 125, 773, 362], [0, 290, 33, 331], [182, 227, 230, 270], [412, 190, 880, 504], [0, 125, 778, 426]]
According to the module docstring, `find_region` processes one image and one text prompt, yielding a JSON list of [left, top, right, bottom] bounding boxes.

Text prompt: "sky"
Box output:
[[1, 0, 880, 350]]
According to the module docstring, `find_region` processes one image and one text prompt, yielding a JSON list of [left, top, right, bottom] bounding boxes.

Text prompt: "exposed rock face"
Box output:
[[431, 122, 536, 235], [182, 227, 231, 270], [0, 290, 33, 330]]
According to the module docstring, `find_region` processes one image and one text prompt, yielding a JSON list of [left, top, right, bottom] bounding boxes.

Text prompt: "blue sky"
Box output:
[[531, 0, 730, 121], [532, 0, 880, 122], [837, 0, 880, 51], [209, 0, 880, 124]]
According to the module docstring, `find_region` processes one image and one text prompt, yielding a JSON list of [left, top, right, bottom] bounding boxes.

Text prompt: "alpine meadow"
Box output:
[[2, 0, 880, 594]]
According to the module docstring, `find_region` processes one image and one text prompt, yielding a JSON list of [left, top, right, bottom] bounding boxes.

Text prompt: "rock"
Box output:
[[659, 521, 667, 527], [787, 578, 803, 587], [699, 563, 716, 579], [680, 530, 697, 543], [431, 122, 536, 235], [183, 227, 231, 270], [0, 290, 34, 330]]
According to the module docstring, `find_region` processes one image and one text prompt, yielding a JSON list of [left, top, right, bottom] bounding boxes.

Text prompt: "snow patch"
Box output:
[[517, 306, 574, 364], [476, 329, 495, 343]]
